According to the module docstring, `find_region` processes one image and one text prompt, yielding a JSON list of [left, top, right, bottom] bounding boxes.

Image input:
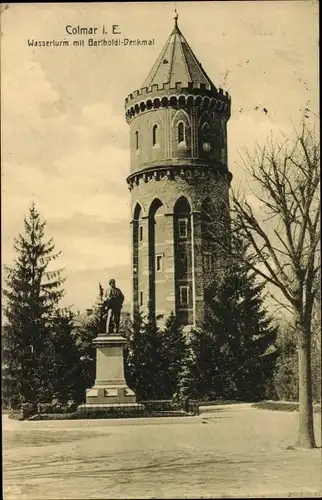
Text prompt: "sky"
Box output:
[[1, 1, 319, 314]]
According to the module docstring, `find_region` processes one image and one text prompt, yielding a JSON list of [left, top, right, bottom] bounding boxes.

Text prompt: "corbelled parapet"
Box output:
[[126, 160, 232, 191], [124, 83, 231, 123]]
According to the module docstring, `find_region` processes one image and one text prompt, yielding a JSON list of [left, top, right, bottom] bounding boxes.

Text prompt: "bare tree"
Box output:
[[228, 123, 320, 448], [205, 123, 319, 448]]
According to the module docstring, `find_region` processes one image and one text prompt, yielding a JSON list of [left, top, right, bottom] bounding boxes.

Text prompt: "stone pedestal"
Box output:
[[77, 333, 144, 417]]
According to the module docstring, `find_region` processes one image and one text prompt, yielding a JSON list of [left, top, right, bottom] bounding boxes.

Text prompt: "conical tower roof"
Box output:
[[141, 15, 215, 91]]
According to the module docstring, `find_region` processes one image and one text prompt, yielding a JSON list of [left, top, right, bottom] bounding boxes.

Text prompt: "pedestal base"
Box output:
[[85, 334, 139, 407], [77, 402, 145, 419], [86, 385, 136, 405]]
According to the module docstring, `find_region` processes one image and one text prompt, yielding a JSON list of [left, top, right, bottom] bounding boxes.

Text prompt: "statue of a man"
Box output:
[[102, 279, 124, 334]]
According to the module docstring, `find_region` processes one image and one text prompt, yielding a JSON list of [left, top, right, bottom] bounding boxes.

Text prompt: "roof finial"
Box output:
[[174, 5, 178, 27]]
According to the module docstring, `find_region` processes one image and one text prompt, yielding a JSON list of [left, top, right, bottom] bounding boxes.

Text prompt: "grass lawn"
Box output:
[[3, 406, 321, 499]]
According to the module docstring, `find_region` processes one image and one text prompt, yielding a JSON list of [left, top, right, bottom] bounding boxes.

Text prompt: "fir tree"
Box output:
[[74, 306, 100, 394], [49, 311, 84, 404], [188, 236, 278, 401], [185, 327, 230, 400], [125, 309, 165, 400], [160, 312, 188, 399], [174, 344, 195, 403], [2, 203, 67, 407]]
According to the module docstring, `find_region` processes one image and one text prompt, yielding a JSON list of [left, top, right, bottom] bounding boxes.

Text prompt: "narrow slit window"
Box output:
[[135, 130, 139, 150], [156, 254, 163, 272], [178, 122, 185, 143], [178, 218, 188, 239], [139, 226, 143, 242], [140, 291, 143, 306], [179, 286, 189, 306], [152, 124, 159, 146]]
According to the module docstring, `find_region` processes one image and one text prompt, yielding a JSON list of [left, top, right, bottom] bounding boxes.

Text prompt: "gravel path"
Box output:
[[3, 407, 321, 499]]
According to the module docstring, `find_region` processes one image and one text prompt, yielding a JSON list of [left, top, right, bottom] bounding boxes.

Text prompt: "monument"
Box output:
[[77, 280, 144, 417]]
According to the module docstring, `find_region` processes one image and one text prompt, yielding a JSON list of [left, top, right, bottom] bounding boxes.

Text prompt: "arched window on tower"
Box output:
[[135, 130, 139, 150], [152, 124, 159, 147], [177, 121, 185, 144]]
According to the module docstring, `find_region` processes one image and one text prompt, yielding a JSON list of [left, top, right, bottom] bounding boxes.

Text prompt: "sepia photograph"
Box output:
[[1, 1, 320, 498]]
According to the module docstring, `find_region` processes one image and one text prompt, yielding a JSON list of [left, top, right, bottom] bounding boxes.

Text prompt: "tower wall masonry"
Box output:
[[125, 20, 232, 327]]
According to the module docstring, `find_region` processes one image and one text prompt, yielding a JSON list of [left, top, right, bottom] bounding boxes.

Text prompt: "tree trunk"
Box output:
[[296, 325, 316, 448]]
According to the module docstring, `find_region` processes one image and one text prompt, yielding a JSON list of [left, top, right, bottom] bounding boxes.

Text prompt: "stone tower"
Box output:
[[125, 17, 232, 327]]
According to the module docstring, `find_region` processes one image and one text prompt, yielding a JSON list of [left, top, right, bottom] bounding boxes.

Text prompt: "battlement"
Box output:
[[124, 85, 231, 123], [125, 82, 230, 105]]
